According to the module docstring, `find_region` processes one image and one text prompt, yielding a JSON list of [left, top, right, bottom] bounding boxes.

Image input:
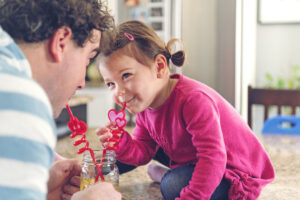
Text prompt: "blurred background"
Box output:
[[71, 0, 300, 134]]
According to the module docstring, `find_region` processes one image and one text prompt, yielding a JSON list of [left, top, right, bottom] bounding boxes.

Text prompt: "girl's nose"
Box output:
[[116, 85, 125, 102]]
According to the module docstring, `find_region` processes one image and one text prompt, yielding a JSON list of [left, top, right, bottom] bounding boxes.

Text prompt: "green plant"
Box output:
[[264, 65, 300, 115], [265, 65, 300, 89]]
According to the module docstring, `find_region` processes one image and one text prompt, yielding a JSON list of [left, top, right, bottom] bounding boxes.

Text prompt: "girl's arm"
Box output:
[[96, 118, 157, 166], [115, 115, 158, 166]]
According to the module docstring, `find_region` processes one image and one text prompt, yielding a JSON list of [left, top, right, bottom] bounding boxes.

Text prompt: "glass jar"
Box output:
[[80, 149, 119, 191]]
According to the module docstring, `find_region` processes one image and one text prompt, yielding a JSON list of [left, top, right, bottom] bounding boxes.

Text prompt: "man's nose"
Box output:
[[77, 79, 86, 90]]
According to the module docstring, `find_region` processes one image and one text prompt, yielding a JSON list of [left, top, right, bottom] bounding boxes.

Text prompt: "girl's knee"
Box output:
[[160, 170, 187, 200]]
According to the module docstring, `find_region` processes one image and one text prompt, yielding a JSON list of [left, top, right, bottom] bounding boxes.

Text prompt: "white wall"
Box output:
[[216, 0, 236, 106], [181, 0, 217, 90], [181, 0, 238, 107], [256, 25, 300, 87]]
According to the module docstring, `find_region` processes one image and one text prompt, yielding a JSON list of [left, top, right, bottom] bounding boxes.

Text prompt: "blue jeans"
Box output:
[[116, 148, 230, 200], [160, 165, 230, 200]]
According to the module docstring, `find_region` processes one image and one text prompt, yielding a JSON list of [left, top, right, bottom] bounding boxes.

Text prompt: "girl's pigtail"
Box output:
[[166, 38, 186, 67], [171, 50, 185, 67]]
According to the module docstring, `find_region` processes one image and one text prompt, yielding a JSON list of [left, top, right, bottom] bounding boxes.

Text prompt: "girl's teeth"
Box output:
[[118, 96, 125, 102]]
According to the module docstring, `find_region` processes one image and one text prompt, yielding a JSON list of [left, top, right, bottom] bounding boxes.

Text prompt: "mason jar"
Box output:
[[80, 149, 119, 191]]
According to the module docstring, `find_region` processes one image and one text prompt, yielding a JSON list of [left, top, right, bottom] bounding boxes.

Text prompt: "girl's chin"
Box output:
[[126, 105, 142, 114], [126, 108, 137, 115], [127, 106, 148, 115]]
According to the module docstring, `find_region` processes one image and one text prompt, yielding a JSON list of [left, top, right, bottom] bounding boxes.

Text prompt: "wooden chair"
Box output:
[[247, 86, 300, 128]]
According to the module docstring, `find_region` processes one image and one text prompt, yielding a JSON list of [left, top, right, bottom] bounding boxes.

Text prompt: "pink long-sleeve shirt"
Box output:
[[116, 74, 274, 200]]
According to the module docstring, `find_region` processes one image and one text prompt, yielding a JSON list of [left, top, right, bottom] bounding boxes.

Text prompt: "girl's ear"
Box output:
[[154, 54, 168, 78], [48, 26, 73, 62]]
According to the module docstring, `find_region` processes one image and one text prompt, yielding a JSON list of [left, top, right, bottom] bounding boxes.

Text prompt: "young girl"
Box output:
[[96, 20, 274, 200]]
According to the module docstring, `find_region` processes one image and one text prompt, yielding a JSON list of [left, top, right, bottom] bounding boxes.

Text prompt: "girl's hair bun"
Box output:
[[166, 38, 185, 67], [171, 50, 185, 67]]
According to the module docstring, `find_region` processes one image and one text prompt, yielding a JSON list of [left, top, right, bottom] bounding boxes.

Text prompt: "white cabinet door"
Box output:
[[77, 87, 114, 128]]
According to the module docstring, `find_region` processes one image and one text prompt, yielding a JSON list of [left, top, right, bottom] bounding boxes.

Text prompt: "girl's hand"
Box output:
[[96, 122, 116, 148]]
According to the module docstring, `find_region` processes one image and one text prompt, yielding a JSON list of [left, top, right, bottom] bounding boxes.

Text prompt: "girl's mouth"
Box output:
[[126, 96, 135, 105]]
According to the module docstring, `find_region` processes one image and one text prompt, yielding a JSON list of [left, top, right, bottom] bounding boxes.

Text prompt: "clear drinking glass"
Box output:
[[80, 149, 119, 191]]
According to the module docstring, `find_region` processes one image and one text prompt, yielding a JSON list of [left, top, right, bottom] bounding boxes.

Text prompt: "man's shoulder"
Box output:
[[1, 69, 51, 110]]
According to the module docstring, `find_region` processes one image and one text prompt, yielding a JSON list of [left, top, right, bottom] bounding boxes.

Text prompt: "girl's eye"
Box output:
[[106, 82, 115, 87], [122, 73, 131, 80]]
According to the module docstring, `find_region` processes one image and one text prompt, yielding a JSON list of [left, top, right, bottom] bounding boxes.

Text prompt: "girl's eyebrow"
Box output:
[[119, 67, 131, 73], [103, 67, 132, 83]]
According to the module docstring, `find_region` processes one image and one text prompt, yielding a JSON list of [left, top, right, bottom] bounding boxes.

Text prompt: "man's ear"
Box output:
[[154, 54, 168, 78], [49, 26, 73, 62]]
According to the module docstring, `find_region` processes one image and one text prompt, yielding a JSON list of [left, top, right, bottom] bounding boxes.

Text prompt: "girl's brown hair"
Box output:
[[100, 20, 185, 68]]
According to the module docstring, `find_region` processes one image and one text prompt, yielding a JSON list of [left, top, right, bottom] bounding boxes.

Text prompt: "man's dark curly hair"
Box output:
[[0, 0, 114, 46]]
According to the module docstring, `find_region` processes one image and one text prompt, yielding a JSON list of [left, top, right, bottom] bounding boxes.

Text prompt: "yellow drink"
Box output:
[[80, 177, 95, 191]]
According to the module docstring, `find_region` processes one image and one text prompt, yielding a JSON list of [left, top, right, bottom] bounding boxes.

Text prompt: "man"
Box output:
[[0, 0, 121, 199]]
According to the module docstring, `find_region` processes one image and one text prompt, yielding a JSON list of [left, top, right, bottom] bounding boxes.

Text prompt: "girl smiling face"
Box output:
[[99, 48, 168, 114]]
